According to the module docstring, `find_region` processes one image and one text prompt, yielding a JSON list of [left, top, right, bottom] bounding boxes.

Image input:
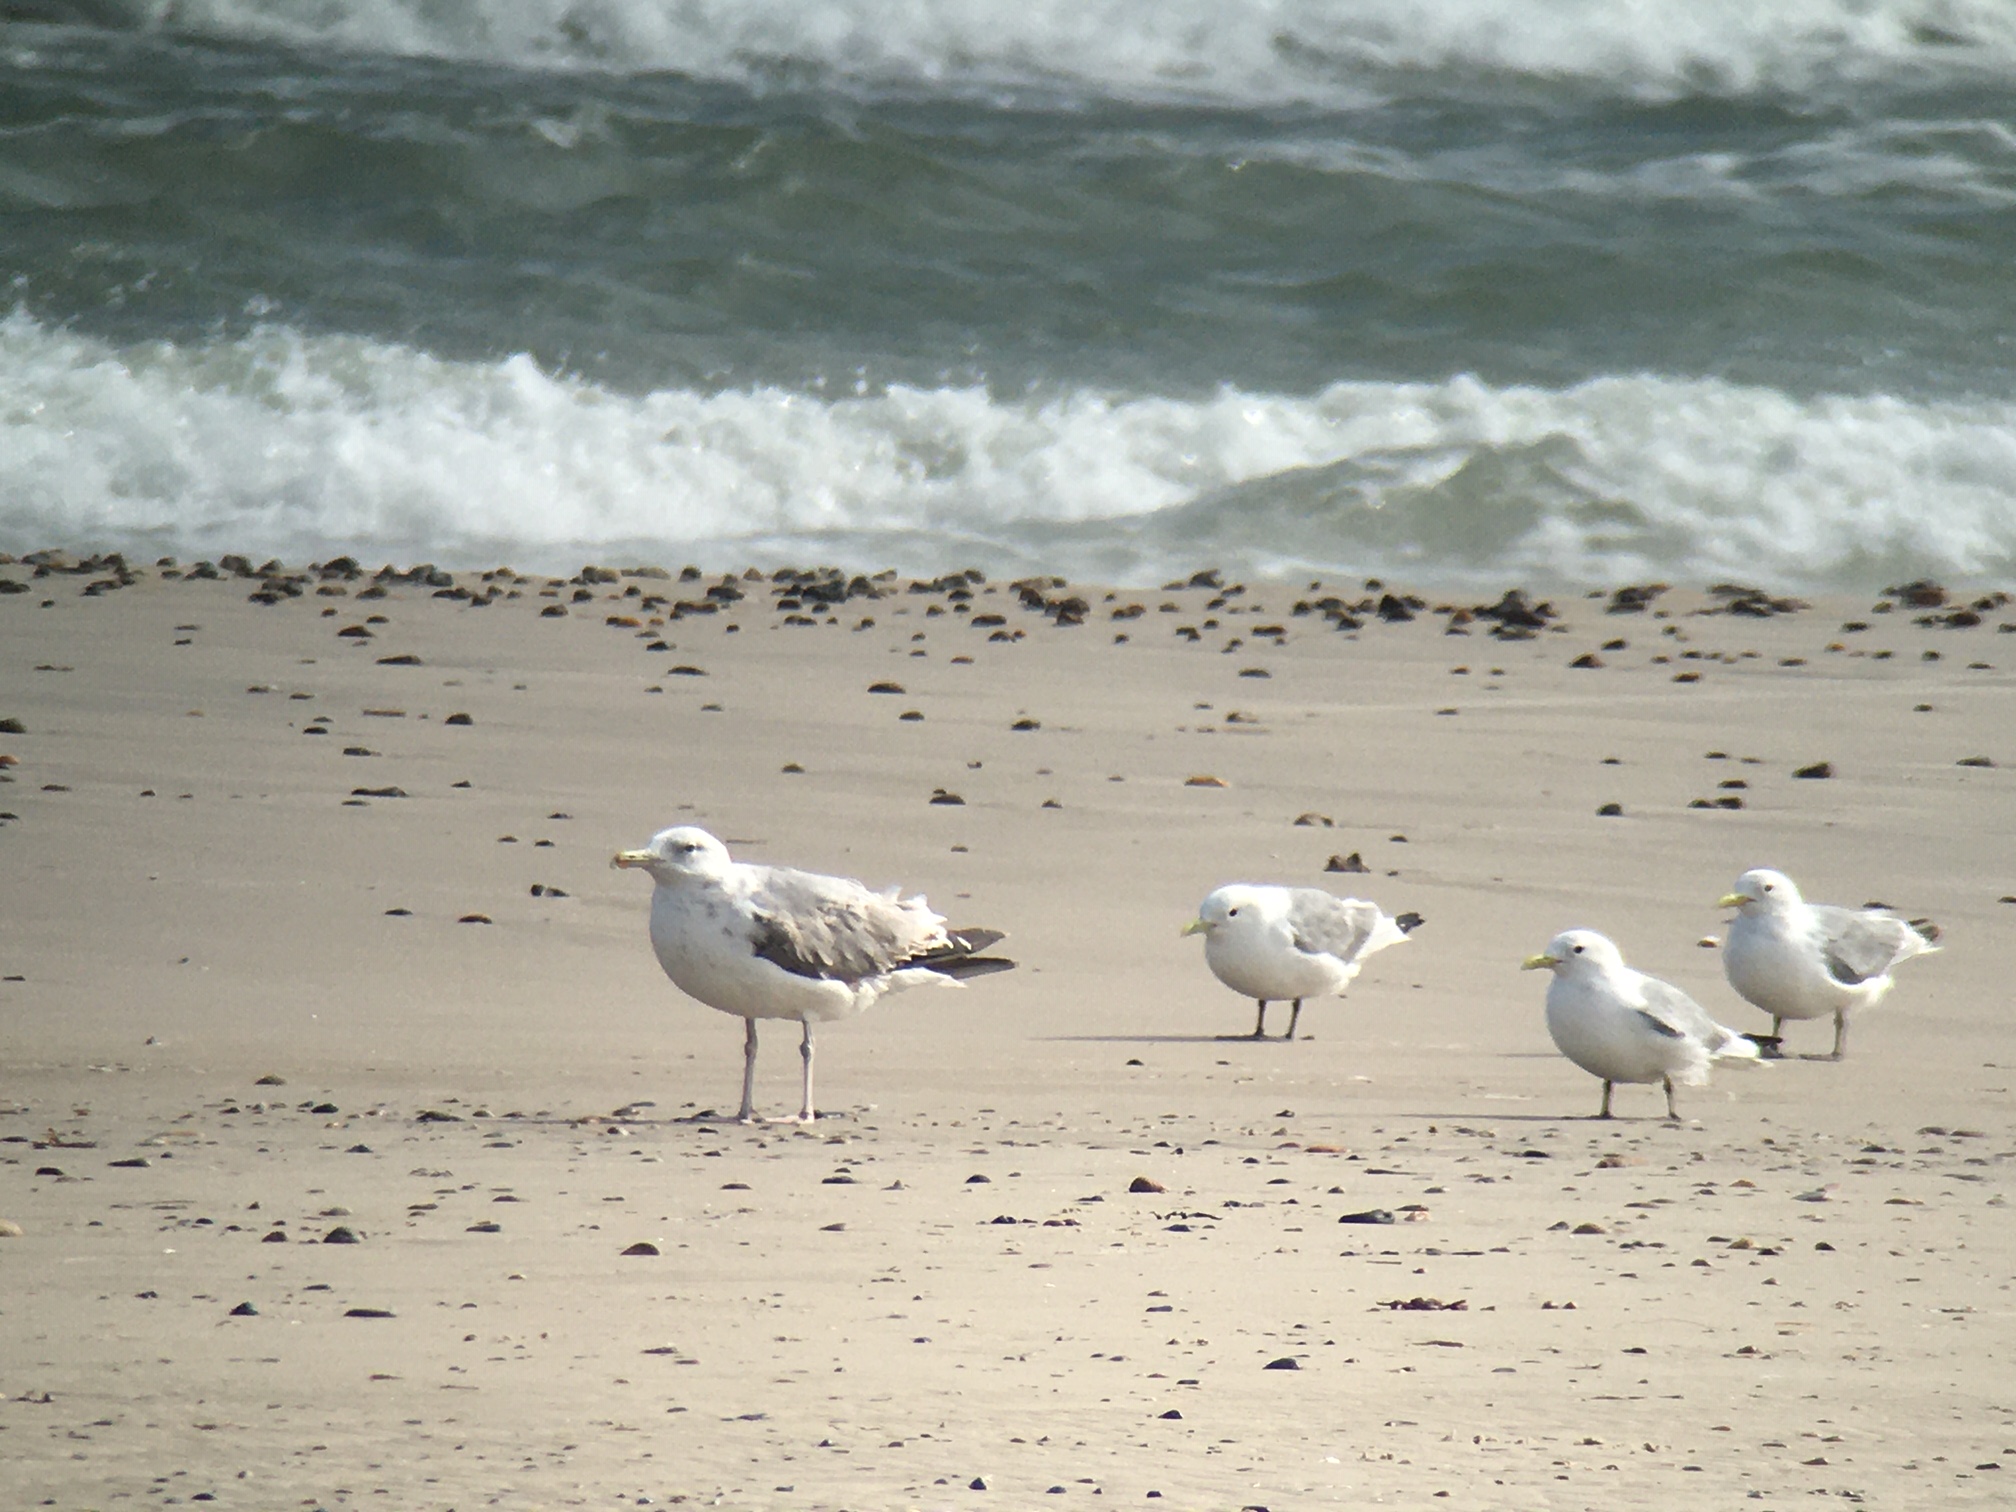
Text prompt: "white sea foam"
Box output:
[[96, 0, 2016, 107], [5, 311, 2016, 587]]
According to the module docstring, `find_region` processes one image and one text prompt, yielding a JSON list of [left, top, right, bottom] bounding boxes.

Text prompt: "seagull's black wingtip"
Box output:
[[1396, 911, 1426, 935]]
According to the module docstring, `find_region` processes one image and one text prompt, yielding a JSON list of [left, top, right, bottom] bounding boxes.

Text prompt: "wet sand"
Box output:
[[2, 556, 2013, 1509]]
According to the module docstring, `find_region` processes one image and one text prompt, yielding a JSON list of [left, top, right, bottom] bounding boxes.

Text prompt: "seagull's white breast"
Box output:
[[1204, 909, 1355, 1002], [648, 882, 867, 1023], [1545, 972, 1710, 1087], [1724, 909, 1871, 1022]]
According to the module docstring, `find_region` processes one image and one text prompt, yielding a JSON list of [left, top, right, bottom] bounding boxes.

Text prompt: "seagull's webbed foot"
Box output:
[[1217, 1001, 1272, 1040]]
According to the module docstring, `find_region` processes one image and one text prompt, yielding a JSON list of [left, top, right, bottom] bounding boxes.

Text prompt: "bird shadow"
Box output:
[[1043, 1034, 1309, 1045]]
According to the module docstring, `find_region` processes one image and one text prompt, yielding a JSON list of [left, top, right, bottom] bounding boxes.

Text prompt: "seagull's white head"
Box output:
[[1182, 884, 1270, 940], [1522, 928, 1624, 978], [1719, 867, 1800, 914], [612, 825, 733, 884]]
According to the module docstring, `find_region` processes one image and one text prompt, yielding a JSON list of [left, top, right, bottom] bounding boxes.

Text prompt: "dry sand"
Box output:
[[1, 555, 2013, 1510]]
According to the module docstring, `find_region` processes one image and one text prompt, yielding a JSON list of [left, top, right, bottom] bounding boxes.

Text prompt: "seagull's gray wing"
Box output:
[[744, 866, 946, 983], [1637, 977, 1728, 1048], [1810, 906, 1923, 984], [1284, 889, 1387, 963]]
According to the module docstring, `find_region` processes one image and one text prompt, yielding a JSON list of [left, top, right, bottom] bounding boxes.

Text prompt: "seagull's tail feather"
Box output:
[[930, 955, 1018, 981], [1712, 1028, 1767, 1065], [912, 927, 1017, 981]]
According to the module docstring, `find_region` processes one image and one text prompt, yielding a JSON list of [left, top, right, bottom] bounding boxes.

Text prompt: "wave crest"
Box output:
[[5, 313, 2016, 587], [57, 0, 2016, 106]]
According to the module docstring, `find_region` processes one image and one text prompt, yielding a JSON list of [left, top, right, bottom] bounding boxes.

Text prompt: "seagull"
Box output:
[[613, 826, 1013, 1122], [1182, 884, 1421, 1039], [1718, 867, 1939, 1059], [1523, 929, 1761, 1119]]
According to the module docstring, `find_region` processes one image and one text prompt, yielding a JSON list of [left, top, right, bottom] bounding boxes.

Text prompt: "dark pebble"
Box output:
[[323, 1226, 360, 1244], [1263, 1357, 1300, 1370], [1338, 1209, 1395, 1224], [229, 1302, 258, 1316], [622, 1241, 660, 1256]]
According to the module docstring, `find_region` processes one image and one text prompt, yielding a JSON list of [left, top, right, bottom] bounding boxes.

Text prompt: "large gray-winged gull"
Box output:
[[1523, 928, 1762, 1120], [1182, 883, 1422, 1039], [1718, 867, 1938, 1060], [613, 826, 1013, 1123]]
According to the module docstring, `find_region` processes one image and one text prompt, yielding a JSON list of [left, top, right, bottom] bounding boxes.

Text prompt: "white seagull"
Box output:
[[1523, 929, 1761, 1120], [613, 826, 1012, 1122], [1719, 867, 1938, 1059], [1182, 883, 1421, 1039]]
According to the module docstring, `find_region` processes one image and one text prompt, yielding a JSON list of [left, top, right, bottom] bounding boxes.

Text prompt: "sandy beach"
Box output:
[[2, 555, 2013, 1510]]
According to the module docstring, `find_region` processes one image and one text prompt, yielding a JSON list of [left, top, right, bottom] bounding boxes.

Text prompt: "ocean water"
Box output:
[[4, 0, 2015, 587]]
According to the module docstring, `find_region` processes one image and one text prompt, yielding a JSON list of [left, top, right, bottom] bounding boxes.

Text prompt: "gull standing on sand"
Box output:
[[613, 826, 1013, 1122], [1182, 884, 1422, 1039], [1523, 929, 1761, 1119], [1719, 867, 1938, 1059]]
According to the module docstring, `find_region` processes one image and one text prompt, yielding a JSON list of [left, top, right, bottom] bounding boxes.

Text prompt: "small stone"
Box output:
[[229, 1302, 258, 1316], [1596, 802, 1622, 816], [622, 1241, 660, 1256], [868, 681, 905, 694], [1793, 761, 1833, 779], [344, 1307, 395, 1318], [0, 1219, 24, 1238], [1263, 1357, 1300, 1370], [1128, 1176, 1166, 1194], [1571, 1222, 1606, 1235], [444, 712, 473, 726], [322, 1225, 360, 1243], [1338, 1209, 1395, 1225], [1184, 774, 1228, 787], [1325, 852, 1369, 873]]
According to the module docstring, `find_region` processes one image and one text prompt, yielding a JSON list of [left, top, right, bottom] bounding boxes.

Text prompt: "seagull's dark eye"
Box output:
[[1227, 907, 1239, 917], [1571, 944, 1585, 954], [1762, 882, 1773, 892]]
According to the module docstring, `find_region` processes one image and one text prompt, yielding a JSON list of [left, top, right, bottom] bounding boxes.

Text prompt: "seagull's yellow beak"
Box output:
[[1180, 918, 1208, 938], [1716, 892, 1747, 909], [1520, 952, 1558, 971], [611, 849, 655, 870]]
